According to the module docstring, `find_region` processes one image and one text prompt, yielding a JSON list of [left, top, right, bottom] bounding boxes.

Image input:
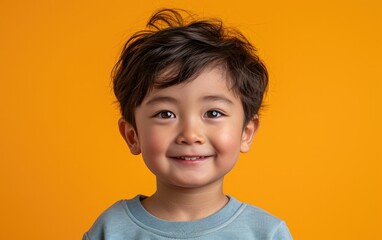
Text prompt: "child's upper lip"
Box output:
[[168, 154, 213, 158], [173, 155, 210, 158], [170, 155, 213, 161]]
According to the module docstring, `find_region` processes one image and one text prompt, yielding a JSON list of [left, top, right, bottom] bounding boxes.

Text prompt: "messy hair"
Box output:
[[113, 8, 268, 129]]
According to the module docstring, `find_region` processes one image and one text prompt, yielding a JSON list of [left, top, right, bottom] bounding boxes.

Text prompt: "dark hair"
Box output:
[[113, 8, 268, 129]]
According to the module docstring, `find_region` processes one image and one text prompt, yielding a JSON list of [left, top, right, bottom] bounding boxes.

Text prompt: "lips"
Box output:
[[170, 155, 212, 161], [175, 156, 205, 161]]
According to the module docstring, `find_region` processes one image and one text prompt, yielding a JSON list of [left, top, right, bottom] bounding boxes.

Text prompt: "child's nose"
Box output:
[[175, 119, 206, 145]]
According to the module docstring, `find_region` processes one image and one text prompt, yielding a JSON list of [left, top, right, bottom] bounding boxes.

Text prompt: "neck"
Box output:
[[141, 179, 229, 221]]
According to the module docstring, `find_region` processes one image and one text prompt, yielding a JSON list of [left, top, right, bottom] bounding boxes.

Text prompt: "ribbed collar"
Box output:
[[122, 195, 246, 238]]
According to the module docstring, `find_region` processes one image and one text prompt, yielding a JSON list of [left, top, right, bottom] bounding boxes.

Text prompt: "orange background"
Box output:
[[1, 0, 381, 239]]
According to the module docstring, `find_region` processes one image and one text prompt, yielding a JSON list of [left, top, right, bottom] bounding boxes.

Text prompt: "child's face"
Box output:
[[119, 66, 258, 189]]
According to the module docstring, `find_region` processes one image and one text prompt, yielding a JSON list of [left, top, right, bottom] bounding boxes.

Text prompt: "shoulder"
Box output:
[[240, 203, 281, 225], [83, 198, 136, 240], [92, 200, 128, 225], [231, 201, 293, 239]]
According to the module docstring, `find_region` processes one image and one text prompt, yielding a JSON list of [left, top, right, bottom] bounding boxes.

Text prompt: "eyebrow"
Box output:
[[202, 95, 234, 105], [145, 94, 234, 106], [145, 96, 178, 106]]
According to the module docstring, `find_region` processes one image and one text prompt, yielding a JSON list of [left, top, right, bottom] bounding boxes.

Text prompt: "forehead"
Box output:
[[154, 61, 234, 88], [143, 65, 238, 104]]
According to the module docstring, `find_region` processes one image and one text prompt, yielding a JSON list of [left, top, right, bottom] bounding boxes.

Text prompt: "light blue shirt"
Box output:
[[83, 195, 293, 239]]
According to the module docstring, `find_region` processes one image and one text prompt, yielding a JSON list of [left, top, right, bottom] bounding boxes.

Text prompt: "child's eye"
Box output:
[[155, 111, 176, 119], [204, 110, 223, 118]]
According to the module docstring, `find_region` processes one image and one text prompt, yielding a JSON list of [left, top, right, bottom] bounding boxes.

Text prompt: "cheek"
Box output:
[[139, 126, 170, 158], [210, 127, 242, 175], [138, 127, 168, 174], [210, 125, 242, 156]]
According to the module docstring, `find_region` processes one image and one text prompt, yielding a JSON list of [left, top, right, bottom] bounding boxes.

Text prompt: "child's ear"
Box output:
[[118, 118, 141, 155], [240, 115, 260, 153]]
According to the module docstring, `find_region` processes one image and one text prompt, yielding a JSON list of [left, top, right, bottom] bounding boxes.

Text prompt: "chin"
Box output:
[[170, 177, 223, 189]]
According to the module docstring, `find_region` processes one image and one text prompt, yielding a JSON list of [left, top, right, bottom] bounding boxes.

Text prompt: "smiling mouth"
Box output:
[[173, 156, 210, 161]]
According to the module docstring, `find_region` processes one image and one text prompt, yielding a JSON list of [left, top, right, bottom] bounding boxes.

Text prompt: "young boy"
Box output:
[[83, 8, 292, 240]]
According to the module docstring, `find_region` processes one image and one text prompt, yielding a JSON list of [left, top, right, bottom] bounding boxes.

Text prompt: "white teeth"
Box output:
[[178, 156, 202, 161]]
